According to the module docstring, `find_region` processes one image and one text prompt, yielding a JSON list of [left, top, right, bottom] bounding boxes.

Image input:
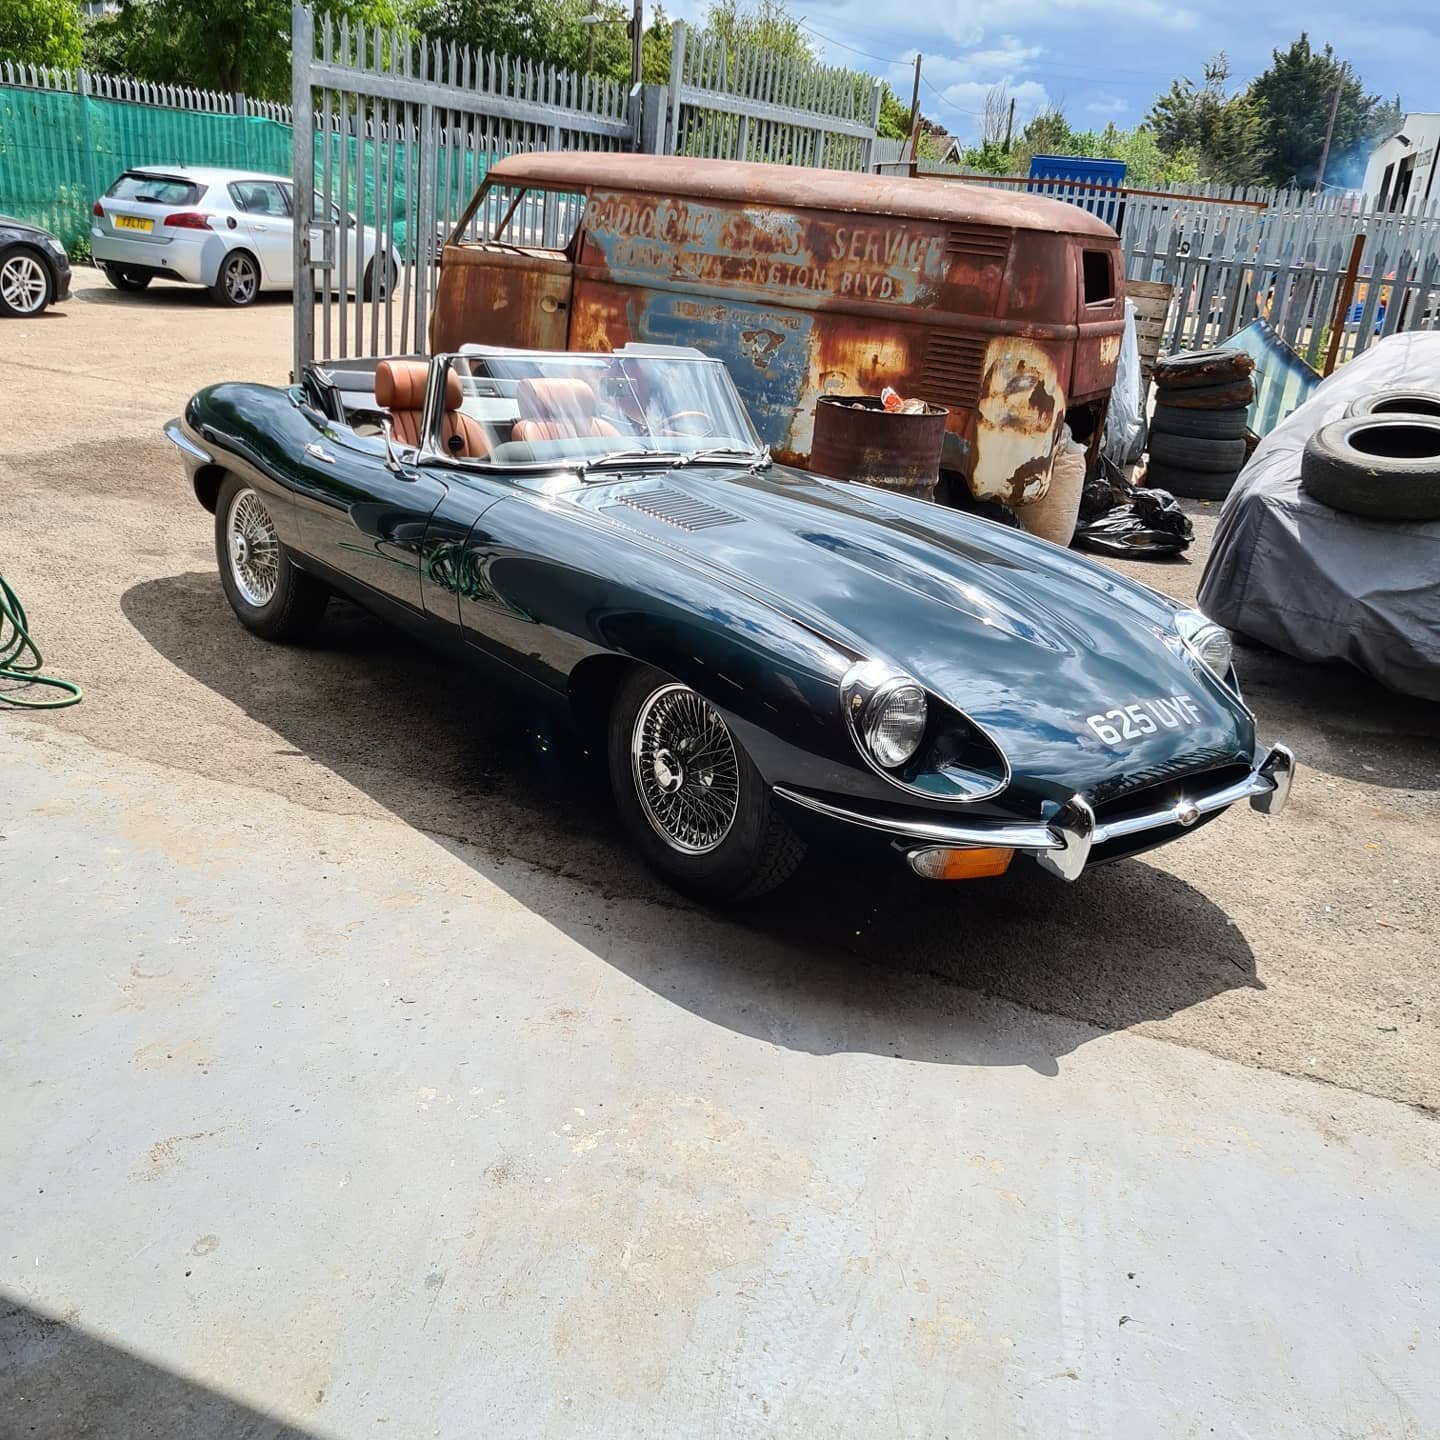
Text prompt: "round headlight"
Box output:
[[1176, 610, 1233, 680], [865, 683, 927, 768]]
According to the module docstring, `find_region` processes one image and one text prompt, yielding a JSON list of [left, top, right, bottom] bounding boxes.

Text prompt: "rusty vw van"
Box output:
[[432, 153, 1125, 507]]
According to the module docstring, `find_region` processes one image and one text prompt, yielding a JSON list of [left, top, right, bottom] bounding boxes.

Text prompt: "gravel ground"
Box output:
[[4, 265, 1439, 1111]]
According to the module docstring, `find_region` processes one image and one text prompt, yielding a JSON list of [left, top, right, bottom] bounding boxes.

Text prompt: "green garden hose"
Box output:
[[0, 567, 82, 708]]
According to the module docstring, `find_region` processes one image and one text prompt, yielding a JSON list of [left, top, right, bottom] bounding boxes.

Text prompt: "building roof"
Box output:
[[488, 152, 1119, 238]]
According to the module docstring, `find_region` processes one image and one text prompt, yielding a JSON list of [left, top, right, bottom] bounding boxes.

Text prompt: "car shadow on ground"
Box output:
[[73, 278, 293, 309], [0, 1295, 318, 1440], [122, 571, 1263, 1075]]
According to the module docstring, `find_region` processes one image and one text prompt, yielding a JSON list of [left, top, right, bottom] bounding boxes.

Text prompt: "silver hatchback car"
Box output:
[[91, 166, 393, 307]]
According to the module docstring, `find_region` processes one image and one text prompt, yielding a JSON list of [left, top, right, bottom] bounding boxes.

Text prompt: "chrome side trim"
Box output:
[[772, 786, 1059, 851], [163, 419, 211, 465]]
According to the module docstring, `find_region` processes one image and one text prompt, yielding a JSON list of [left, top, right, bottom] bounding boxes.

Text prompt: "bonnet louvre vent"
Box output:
[[608, 486, 742, 532]]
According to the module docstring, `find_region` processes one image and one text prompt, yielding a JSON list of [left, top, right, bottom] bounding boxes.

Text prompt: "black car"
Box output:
[[165, 345, 1293, 902], [0, 215, 72, 317]]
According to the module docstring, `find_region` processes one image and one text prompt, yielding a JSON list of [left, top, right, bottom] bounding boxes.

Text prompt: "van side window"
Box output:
[[1083, 250, 1114, 305]]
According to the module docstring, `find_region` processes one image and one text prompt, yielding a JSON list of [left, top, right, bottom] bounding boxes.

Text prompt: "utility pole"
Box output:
[[1315, 61, 1347, 191], [1003, 96, 1015, 151], [907, 53, 923, 162], [631, 0, 643, 88]]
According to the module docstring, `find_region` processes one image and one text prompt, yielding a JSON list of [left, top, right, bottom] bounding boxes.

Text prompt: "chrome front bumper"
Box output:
[[775, 744, 1295, 882]]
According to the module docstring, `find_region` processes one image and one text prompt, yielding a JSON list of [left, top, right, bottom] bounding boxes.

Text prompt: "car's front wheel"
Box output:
[[214, 474, 328, 640], [608, 666, 805, 901], [213, 250, 261, 307], [0, 247, 53, 316]]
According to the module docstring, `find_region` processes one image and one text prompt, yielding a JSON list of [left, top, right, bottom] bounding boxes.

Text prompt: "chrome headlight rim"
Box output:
[[842, 660, 926, 772], [862, 677, 928, 769], [1174, 609, 1234, 683], [839, 659, 1010, 803]]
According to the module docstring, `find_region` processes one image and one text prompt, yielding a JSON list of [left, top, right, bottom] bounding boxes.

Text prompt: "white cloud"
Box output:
[[1086, 93, 1129, 116]]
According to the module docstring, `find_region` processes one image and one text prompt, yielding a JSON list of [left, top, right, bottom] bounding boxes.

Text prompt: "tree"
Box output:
[[0, 0, 85, 69], [702, 0, 813, 63], [1147, 52, 1263, 185], [1248, 35, 1384, 188]]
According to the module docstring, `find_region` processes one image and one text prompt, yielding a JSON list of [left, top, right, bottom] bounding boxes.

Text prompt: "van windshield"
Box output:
[[440, 349, 767, 471]]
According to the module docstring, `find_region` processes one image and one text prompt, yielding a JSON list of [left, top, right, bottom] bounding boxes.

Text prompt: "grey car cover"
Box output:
[[1198, 331, 1440, 701]]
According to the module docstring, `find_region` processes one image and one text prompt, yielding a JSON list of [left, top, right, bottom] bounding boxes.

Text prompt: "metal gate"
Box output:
[[289, 4, 634, 375], [664, 21, 881, 171]]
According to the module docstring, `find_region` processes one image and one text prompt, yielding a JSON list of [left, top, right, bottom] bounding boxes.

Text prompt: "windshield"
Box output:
[[107, 172, 205, 206], [432, 349, 765, 470]]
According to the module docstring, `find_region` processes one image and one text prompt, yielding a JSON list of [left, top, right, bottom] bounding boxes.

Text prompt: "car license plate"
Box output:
[[115, 215, 153, 232]]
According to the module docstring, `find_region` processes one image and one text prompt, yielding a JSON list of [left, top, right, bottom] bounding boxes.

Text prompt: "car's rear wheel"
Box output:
[[608, 666, 804, 901], [214, 474, 328, 640], [213, 250, 261, 307], [0, 248, 53, 316], [362, 257, 397, 300], [101, 263, 151, 292]]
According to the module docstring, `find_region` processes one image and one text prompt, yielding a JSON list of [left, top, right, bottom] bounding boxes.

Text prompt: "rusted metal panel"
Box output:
[[487, 152, 1122, 239], [971, 339, 1064, 507], [430, 245, 572, 353]]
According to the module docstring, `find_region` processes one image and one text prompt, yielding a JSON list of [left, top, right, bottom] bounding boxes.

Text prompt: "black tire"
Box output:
[[1147, 431, 1249, 473], [1344, 388, 1440, 422], [0, 245, 56, 316], [1153, 347, 1255, 390], [101, 262, 151, 292], [608, 665, 805, 902], [212, 250, 261, 307], [1299, 416, 1440, 521], [1149, 403, 1249, 440], [1154, 377, 1256, 410], [214, 473, 329, 640], [1144, 461, 1238, 501], [362, 257, 397, 300]]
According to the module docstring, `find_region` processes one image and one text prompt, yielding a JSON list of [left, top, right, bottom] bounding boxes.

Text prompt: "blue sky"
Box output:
[[664, 0, 1435, 145]]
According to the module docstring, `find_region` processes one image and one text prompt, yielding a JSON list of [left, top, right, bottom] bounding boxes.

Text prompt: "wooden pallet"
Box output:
[[1127, 278, 1174, 382]]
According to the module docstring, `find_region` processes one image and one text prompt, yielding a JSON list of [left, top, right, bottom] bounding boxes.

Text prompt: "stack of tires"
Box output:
[[1301, 389, 1440, 522], [1146, 348, 1256, 501]]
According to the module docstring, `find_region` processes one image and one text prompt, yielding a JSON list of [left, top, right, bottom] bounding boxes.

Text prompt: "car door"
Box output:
[[286, 401, 449, 615], [228, 181, 293, 288]]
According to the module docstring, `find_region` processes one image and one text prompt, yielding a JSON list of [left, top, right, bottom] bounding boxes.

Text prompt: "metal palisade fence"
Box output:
[[1122, 189, 1440, 369], [663, 21, 882, 171], [289, 4, 632, 373], [918, 162, 1440, 369]]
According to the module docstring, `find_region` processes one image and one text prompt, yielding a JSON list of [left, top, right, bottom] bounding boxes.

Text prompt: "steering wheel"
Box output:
[[659, 410, 713, 437]]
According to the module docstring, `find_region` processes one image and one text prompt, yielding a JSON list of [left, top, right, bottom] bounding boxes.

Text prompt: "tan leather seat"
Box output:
[[374, 360, 489, 459], [511, 377, 620, 443]]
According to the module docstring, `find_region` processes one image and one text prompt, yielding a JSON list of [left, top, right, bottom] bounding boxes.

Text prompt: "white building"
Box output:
[[1363, 113, 1440, 211]]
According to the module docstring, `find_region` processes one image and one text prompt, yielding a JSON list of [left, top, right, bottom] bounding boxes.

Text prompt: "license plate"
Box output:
[[114, 215, 153, 232]]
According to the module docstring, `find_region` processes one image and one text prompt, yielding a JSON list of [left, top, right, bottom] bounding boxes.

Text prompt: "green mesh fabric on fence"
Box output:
[[0, 86, 292, 250], [0, 84, 499, 261]]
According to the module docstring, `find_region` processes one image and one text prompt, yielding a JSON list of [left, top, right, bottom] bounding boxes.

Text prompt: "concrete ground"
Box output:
[[2, 265, 1439, 1436]]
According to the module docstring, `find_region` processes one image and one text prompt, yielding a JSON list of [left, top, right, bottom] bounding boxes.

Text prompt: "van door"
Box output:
[[430, 246, 572, 352]]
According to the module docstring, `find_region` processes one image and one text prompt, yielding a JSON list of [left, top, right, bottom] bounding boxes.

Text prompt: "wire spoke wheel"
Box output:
[[1, 254, 48, 314], [630, 683, 740, 854], [226, 487, 280, 607]]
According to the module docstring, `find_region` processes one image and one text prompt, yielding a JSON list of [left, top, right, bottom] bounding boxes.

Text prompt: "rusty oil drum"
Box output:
[[810, 396, 950, 501]]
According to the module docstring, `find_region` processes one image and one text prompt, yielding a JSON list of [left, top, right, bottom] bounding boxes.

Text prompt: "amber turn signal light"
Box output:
[[907, 846, 1014, 880]]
